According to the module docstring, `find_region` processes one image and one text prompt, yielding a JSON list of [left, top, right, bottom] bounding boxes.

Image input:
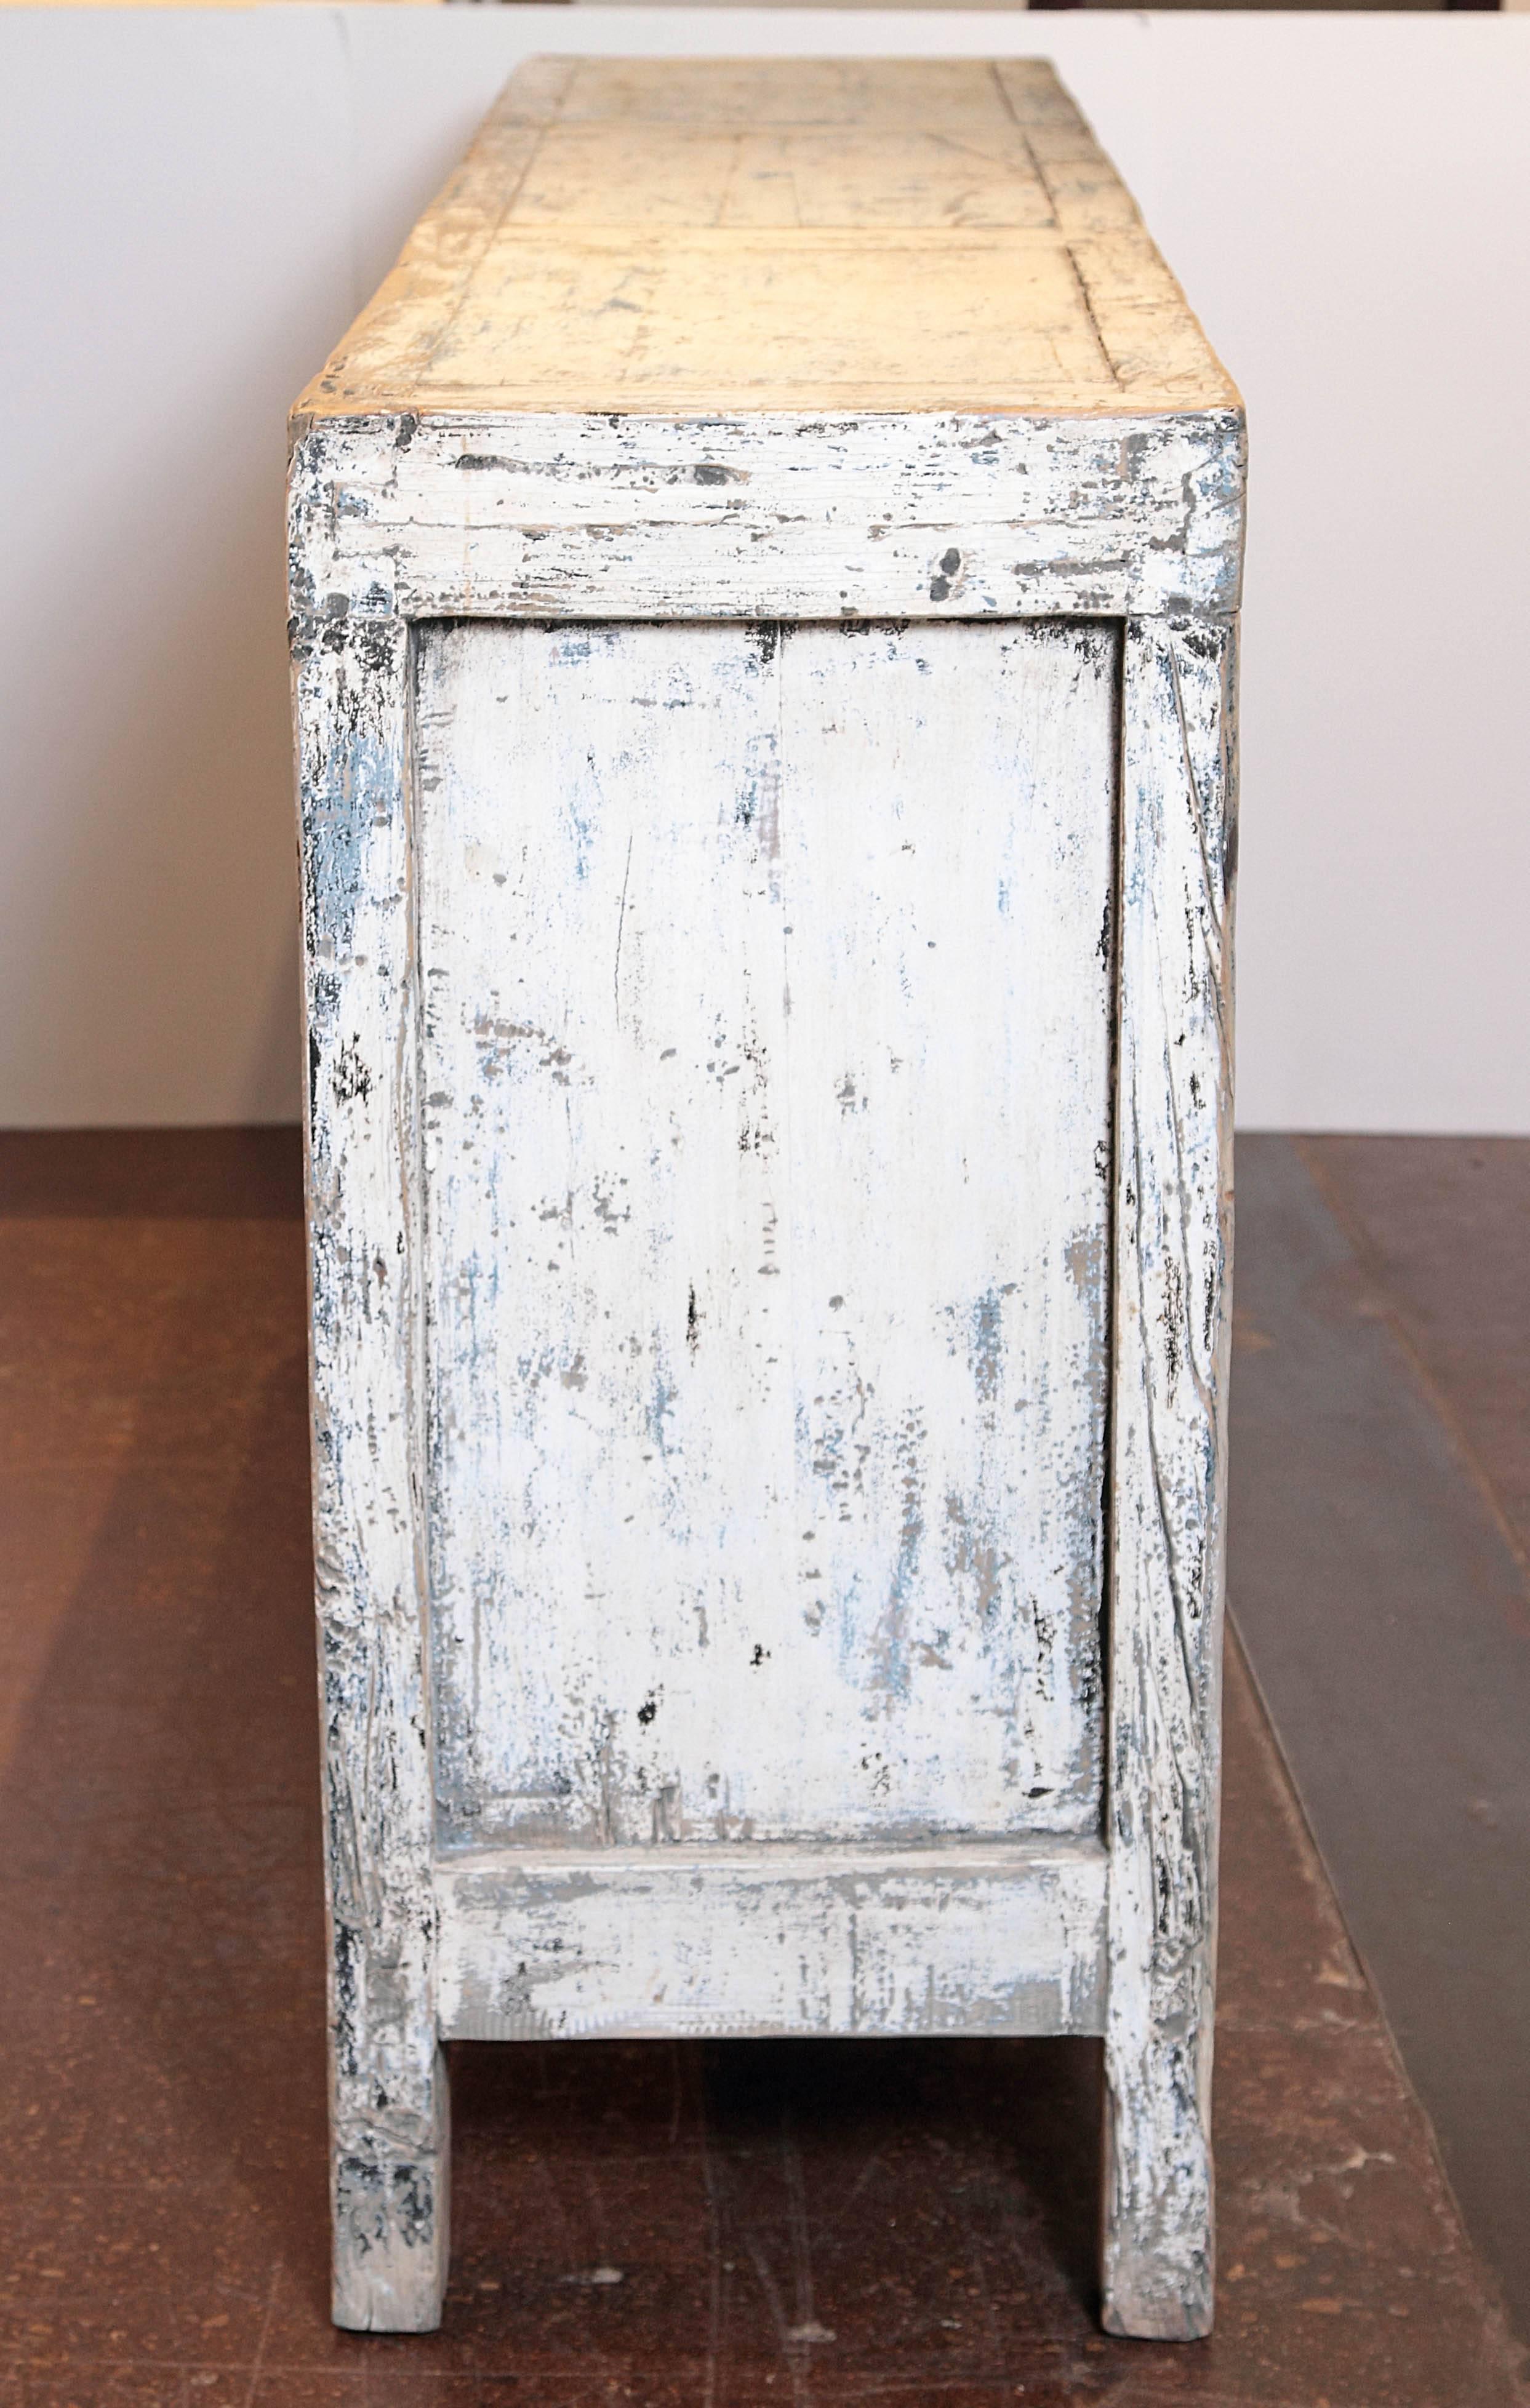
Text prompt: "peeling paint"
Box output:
[[438, 1839, 1110, 2042], [415, 618, 1115, 1852]]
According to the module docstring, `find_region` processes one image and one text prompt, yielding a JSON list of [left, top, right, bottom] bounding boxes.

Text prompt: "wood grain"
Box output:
[[438, 1841, 1108, 2042], [288, 409, 1245, 625], [292, 605, 449, 2333], [1102, 615, 1238, 2340], [295, 58, 1238, 423]]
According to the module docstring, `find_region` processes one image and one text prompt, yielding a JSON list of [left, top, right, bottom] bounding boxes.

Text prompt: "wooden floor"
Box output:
[[0, 1129, 1524, 2406], [1232, 1135, 1530, 2351]]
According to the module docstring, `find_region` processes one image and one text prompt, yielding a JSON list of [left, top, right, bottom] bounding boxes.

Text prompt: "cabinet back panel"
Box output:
[[414, 619, 1116, 1848]]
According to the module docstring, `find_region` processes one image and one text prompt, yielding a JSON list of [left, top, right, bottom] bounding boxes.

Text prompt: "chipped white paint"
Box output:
[[287, 409, 1244, 626], [416, 617, 1115, 1854], [289, 55, 1242, 2345], [1103, 616, 1237, 2341], [292, 604, 449, 2334], [438, 1841, 1108, 2042]]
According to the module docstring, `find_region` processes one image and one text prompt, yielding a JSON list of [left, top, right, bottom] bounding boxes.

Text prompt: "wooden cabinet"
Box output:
[[289, 55, 1243, 2346]]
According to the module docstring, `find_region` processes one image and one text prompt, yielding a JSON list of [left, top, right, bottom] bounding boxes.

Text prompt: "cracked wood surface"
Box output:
[[295, 57, 1239, 422]]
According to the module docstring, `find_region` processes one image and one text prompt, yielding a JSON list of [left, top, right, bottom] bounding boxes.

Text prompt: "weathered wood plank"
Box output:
[[287, 410, 1245, 625], [438, 1841, 1108, 2042], [413, 617, 1116, 1855], [1102, 614, 1237, 2341], [292, 606, 448, 2334]]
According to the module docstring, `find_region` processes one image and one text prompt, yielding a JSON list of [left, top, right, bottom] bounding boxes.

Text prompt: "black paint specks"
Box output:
[[334, 1040, 372, 1106]]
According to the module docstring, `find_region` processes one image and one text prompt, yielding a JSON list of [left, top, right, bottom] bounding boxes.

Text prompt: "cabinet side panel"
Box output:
[[415, 618, 1117, 1849]]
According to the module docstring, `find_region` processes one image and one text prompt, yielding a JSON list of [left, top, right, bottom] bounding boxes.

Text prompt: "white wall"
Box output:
[[2, 7, 1527, 1130]]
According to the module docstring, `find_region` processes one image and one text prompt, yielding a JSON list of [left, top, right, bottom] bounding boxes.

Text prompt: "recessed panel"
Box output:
[[414, 620, 1117, 1847]]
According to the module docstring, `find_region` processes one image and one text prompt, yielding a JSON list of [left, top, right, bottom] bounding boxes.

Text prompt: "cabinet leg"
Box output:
[[332, 2044, 452, 2333], [1099, 611, 1232, 2342], [1100, 2016, 1214, 2339]]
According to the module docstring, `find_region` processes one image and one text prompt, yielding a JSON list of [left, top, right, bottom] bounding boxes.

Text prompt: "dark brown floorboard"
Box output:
[[1230, 1134, 1530, 2350], [1296, 1136, 1530, 1577], [0, 1125, 302, 1221], [0, 1129, 1524, 2404]]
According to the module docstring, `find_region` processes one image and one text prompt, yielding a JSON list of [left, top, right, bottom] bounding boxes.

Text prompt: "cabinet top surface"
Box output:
[[295, 57, 1239, 425]]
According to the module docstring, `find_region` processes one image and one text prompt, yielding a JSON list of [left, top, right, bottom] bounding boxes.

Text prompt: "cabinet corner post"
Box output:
[[1102, 612, 1238, 2342]]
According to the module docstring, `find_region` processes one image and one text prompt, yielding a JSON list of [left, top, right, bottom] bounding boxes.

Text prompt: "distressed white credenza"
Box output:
[[288, 55, 1242, 2345]]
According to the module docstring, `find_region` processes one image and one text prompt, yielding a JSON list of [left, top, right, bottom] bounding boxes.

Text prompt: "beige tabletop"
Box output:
[[297, 57, 1240, 422]]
